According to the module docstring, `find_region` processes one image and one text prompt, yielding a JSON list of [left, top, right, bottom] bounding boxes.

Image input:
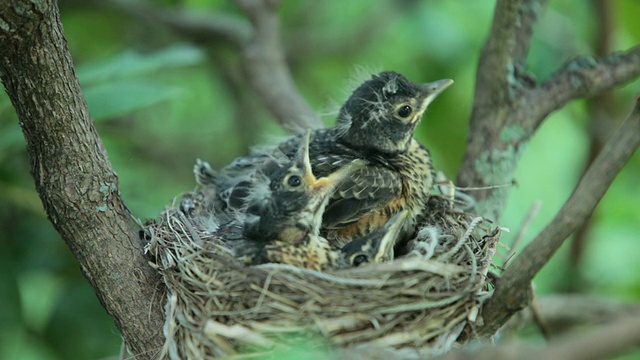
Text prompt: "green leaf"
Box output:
[[76, 44, 205, 85], [84, 81, 183, 121]]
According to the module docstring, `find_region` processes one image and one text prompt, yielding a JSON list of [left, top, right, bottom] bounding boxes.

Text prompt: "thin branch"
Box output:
[[567, 0, 616, 287], [106, 0, 251, 48], [529, 297, 552, 341], [235, 0, 323, 133], [432, 315, 640, 360], [504, 294, 640, 335], [478, 98, 640, 337], [504, 200, 541, 267], [0, 1, 164, 358], [537, 316, 640, 360], [529, 46, 640, 130], [206, 49, 261, 152], [592, 0, 615, 57], [109, 0, 324, 134]]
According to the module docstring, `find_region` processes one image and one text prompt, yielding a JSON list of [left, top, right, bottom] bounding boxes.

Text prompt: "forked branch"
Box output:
[[529, 46, 640, 130], [478, 98, 640, 337], [458, 0, 640, 220]]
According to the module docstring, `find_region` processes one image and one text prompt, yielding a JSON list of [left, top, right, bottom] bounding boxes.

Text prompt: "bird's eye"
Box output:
[[397, 105, 412, 118], [286, 175, 302, 187], [352, 254, 369, 267]]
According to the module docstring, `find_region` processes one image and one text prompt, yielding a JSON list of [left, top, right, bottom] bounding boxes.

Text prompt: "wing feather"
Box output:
[[322, 165, 401, 229]]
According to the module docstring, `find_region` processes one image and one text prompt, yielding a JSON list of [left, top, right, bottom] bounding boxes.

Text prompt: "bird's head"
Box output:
[[337, 210, 409, 269], [244, 130, 366, 242], [336, 71, 452, 155]]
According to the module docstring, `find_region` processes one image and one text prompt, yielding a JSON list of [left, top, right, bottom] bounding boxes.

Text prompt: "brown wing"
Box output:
[[322, 165, 402, 229], [275, 129, 401, 228]]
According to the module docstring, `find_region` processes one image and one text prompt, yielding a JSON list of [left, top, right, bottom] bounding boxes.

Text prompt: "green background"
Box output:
[[1, 1, 639, 358]]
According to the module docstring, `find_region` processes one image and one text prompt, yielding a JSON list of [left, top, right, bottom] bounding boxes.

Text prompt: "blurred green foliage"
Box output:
[[0, 1, 639, 358]]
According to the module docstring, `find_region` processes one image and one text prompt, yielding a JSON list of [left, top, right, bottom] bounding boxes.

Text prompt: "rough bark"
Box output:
[[457, 0, 640, 220], [0, 1, 164, 358], [478, 98, 640, 337], [456, 0, 640, 340]]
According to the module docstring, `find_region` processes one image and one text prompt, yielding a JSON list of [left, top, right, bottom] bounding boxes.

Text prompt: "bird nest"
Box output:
[[143, 190, 501, 359]]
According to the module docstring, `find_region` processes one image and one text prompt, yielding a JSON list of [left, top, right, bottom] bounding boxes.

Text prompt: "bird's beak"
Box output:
[[418, 78, 453, 111], [311, 159, 366, 194], [370, 210, 410, 262], [296, 129, 318, 185], [295, 128, 365, 197]]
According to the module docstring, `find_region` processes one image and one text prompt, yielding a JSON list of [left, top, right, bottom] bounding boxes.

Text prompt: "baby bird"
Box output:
[[336, 210, 409, 268], [228, 130, 361, 270], [275, 71, 453, 246], [198, 71, 452, 248], [229, 131, 407, 271], [187, 149, 289, 222], [257, 210, 409, 271]]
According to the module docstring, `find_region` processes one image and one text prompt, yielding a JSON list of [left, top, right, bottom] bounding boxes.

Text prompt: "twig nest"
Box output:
[[144, 193, 500, 359]]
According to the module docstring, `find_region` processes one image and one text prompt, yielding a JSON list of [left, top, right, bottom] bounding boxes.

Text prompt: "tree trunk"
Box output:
[[0, 1, 164, 358]]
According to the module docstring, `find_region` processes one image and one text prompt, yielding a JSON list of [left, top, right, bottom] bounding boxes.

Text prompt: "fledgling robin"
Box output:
[[337, 210, 409, 268], [224, 131, 409, 271], [197, 71, 452, 247], [241, 131, 365, 245], [226, 131, 365, 270], [254, 210, 409, 271], [275, 71, 453, 247], [185, 149, 289, 223]]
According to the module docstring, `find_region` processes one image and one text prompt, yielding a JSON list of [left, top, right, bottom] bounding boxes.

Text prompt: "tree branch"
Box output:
[[457, 0, 640, 221], [529, 46, 640, 130], [473, 0, 523, 109], [109, 0, 324, 134], [433, 315, 640, 360], [513, 0, 548, 69], [535, 316, 640, 360], [235, 0, 323, 133], [473, 0, 545, 108], [458, 0, 547, 220], [106, 0, 251, 49], [503, 294, 640, 335], [567, 0, 616, 290], [206, 49, 261, 152], [478, 98, 640, 337], [0, 1, 164, 358]]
